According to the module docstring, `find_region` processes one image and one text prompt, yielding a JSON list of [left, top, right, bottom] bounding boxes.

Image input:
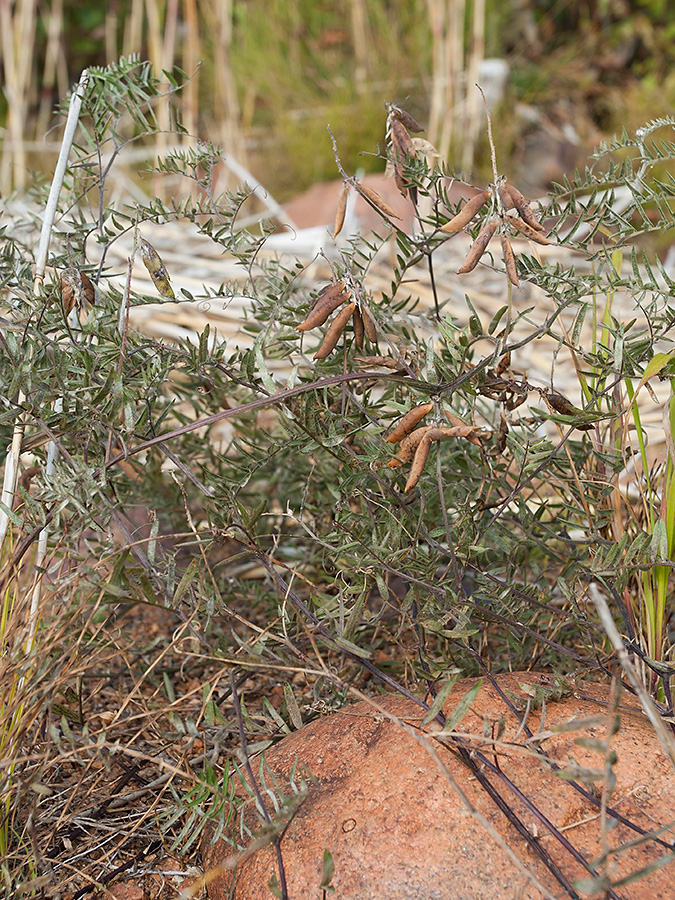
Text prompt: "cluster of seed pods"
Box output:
[[296, 280, 378, 359], [442, 177, 552, 286], [384, 402, 483, 492]]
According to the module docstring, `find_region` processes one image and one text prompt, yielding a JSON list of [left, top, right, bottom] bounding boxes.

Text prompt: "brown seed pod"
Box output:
[[358, 183, 402, 220], [405, 431, 435, 492], [504, 214, 553, 245], [457, 219, 498, 274], [435, 424, 483, 445], [386, 425, 432, 468], [60, 270, 80, 314], [443, 410, 469, 429], [353, 307, 364, 350], [79, 271, 96, 305], [497, 183, 516, 211], [59, 268, 95, 314], [140, 237, 175, 299], [355, 355, 407, 371], [442, 413, 482, 447], [386, 402, 434, 444], [545, 391, 578, 416], [313, 301, 357, 360], [19, 464, 41, 492], [544, 391, 595, 430], [500, 233, 520, 287], [441, 191, 490, 234], [391, 107, 424, 133], [361, 305, 378, 343], [494, 414, 508, 455], [504, 185, 545, 233], [334, 184, 349, 238], [393, 162, 410, 200], [390, 118, 416, 162], [496, 351, 511, 376], [297, 282, 350, 331]]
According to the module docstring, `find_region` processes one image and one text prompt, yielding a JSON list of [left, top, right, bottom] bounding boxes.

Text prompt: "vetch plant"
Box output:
[[2, 62, 675, 898]]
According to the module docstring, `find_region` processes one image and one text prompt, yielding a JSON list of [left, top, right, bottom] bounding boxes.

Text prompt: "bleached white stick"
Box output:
[[0, 71, 89, 550]]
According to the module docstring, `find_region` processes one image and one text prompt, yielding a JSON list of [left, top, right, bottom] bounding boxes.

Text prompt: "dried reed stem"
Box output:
[[0, 0, 38, 193], [462, 0, 485, 173], [0, 71, 89, 633]]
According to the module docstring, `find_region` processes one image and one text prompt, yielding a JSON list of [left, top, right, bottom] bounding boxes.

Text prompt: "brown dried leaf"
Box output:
[[500, 233, 519, 287], [386, 425, 432, 468], [334, 184, 349, 238], [504, 214, 553, 245], [358, 183, 402, 220], [457, 220, 498, 274], [386, 402, 434, 444], [391, 107, 424, 133], [440, 191, 490, 234], [297, 282, 350, 331], [313, 301, 357, 360]]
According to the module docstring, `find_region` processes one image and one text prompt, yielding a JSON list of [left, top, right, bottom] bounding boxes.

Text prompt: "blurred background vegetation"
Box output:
[[2, 0, 675, 201]]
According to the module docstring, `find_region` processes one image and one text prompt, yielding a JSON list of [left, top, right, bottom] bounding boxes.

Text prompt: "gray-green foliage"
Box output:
[[3, 58, 675, 890]]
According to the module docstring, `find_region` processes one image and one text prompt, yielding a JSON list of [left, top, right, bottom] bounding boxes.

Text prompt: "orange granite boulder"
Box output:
[[202, 673, 675, 899]]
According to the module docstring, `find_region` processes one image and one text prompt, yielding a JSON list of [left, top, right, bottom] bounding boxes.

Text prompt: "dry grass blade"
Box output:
[[313, 301, 357, 359], [386, 402, 434, 444], [358, 182, 402, 220], [457, 219, 498, 274], [441, 191, 489, 234], [334, 184, 349, 237], [386, 425, 433, 468], [297, 282, 350, 331], [500, 233, 519, 287]]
